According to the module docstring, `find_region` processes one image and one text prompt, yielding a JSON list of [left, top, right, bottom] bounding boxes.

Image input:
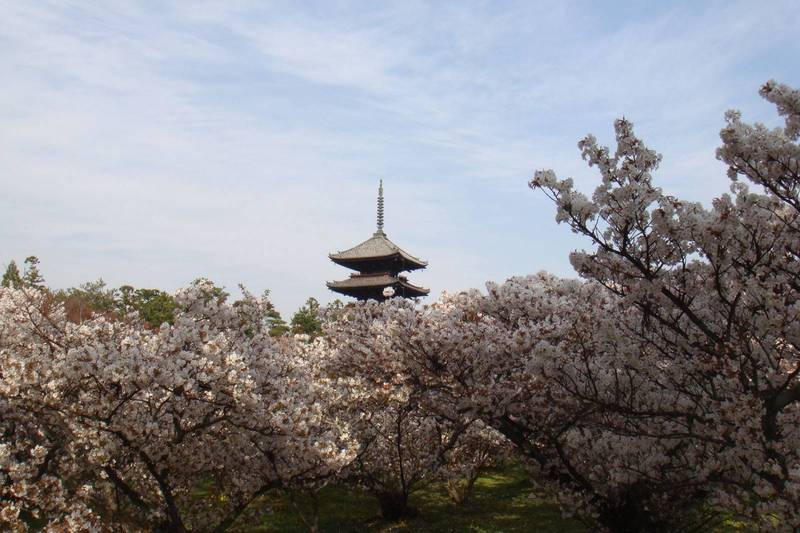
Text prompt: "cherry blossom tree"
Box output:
[[324, 281, 723, 531], [3, 80, 797, 533], [439, 421, 507, 506], [477, 275, 727, 531], [0, 401, 105, 532], [527, 80, 800, 529], [320, 303, 474, 520], [0, 281, 355, 532], [322, 81, 800, 532]]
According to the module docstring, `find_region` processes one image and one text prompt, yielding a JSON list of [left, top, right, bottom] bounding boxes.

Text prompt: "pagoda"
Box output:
[[327, 181, 429, 301]]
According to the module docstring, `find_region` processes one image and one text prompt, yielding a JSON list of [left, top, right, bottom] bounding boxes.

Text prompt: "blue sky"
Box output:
[[1, 0, 798, 316]]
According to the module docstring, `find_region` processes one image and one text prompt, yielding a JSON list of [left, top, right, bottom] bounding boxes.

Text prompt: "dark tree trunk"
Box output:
[[596, 498, 670, 533], [154, 520, 188, 533], [376, 491, 416, 521]]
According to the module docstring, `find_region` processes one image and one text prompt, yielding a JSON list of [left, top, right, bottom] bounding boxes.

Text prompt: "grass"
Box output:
[[196, 465, 759, 532], [233, 465, 587, 532]]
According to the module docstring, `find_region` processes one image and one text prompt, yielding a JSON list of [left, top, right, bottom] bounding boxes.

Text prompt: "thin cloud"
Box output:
[[1, 0, 798, 316]]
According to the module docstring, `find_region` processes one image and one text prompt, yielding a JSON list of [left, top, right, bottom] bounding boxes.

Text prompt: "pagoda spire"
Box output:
[[376, 179, 385, 234], [327, 179, 429, 301]]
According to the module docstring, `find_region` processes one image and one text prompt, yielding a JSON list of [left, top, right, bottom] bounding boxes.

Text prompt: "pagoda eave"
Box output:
[[329, 253, 427, 273], [326, 275, 429, 301], [328, 230, 427, 271]]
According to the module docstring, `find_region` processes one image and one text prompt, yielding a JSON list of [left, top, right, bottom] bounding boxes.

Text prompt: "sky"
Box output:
[[1, 0, 799, 317]]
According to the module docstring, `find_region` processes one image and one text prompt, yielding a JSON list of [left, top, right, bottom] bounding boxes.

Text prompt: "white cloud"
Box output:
[[1, 0, 798, 315]]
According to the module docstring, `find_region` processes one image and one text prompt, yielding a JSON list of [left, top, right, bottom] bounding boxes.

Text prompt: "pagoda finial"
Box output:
[[376, 179, 385, 233]]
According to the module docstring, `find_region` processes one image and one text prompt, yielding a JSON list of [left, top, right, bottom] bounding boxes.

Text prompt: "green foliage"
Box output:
[[0, 257, 274, 332], [1, 260, 23, 288], [74, 279, 117, 312], [2, 256, 45, 289], [290, 297, 323, 338], [22, 256, 45, 289], [52, 279, 116, 322], [117, 284, 138, 313], [137, 290, 177, 326], [52, 279, 176, 325], [117, 285, 177, 326], [266, 306, 290, 337]]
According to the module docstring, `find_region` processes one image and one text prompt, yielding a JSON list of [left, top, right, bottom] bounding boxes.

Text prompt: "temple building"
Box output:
[[327, 181, 429, 301]]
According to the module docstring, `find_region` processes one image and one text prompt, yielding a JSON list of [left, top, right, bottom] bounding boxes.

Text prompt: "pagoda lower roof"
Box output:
[[327, 273, 429, 299], [329, 230, 427, 271]]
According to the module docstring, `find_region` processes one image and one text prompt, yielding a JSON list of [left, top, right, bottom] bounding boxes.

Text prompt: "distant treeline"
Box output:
[[1, 256, 325, 336]]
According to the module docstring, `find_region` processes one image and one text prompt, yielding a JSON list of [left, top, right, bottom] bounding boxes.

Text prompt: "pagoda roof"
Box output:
[[327, 273, 429, 299], [329, 230, 427, 271]]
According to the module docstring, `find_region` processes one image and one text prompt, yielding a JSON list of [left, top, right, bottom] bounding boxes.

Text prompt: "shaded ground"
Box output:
[[235, 465, 586, 532], [215, 465, 757, 532]]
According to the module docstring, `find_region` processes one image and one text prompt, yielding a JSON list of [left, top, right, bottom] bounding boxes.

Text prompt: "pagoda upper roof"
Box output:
[[329, 230, 427, 271]]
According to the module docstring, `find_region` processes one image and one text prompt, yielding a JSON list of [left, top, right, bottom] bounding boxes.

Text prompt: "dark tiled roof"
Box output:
[[327, 273, 429, 295], [329, 230, 427, 269]]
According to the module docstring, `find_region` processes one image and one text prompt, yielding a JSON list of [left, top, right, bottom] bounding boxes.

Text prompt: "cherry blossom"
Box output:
[[0, 282, 354, 532]]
